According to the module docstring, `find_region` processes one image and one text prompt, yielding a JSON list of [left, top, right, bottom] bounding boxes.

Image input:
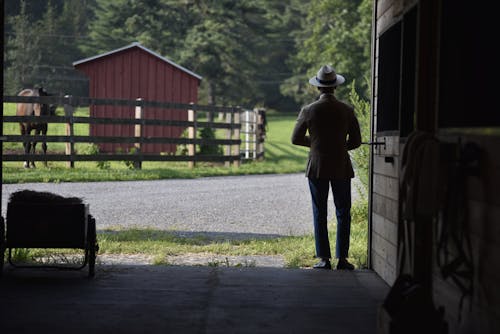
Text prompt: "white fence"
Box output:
[[240, 108, 266, 160]]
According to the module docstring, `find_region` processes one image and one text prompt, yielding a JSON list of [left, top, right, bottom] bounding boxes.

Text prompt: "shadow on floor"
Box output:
[[0, 264, 389, 334]]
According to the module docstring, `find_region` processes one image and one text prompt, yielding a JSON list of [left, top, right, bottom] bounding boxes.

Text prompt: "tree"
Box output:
[[37, 1, 61, 91], [282, 0, 372, 105], [46, 0, 94, 95], [83, 0, 191, 58], [4, 0, 93, 95], [4, 0, 42, 94], [250, 0, 306, 112], [348, 82, 370, 196], [178, 0, 266, 109]]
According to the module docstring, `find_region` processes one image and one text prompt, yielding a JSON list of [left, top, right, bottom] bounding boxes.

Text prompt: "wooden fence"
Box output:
[[240, 108, 266, 160], [2, 95, 241, 169]]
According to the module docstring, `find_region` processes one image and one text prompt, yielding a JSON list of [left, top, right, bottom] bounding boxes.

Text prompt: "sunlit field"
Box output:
[[2, 103, 308, 183]]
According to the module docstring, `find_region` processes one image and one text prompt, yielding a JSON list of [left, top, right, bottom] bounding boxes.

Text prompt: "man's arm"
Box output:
[[291, 108, 311, 147], [346, 111, 361, 151]]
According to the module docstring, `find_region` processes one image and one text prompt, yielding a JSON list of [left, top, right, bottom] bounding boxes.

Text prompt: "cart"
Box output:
[[0, 202, 98, 277]]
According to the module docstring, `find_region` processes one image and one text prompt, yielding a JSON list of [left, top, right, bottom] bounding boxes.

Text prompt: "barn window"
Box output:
[[400, 6, 417, 137], [439, 1, 500, 128], [376, 21, 401, 134], [376, 6, 418, 137]]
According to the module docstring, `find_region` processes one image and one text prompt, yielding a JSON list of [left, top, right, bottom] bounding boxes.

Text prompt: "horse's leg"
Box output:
[[30, 128, 39, 168], [20, 124, 30, 168]]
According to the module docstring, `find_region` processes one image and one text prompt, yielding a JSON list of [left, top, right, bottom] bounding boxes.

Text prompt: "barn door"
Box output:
[[369, 6, 417, 284]]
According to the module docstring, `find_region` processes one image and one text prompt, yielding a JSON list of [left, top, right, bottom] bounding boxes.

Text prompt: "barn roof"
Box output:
[[72, 42, 202, 81]]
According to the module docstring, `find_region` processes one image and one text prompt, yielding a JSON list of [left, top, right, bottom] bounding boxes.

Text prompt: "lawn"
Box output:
[[12, 200, 368, 269], [2, 104, 368, 269], [2, 104, 309, 183]]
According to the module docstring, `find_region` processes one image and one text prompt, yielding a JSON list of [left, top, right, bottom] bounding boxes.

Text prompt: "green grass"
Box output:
[[11, 200, 368, 269], [2, 104, 308, 183], [3, 103, 90, 153], [3, 104, 368, 269]]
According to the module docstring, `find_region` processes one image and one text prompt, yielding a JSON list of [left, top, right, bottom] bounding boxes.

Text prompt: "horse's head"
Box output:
[[36, 87, 57, 115], [40, 103, 57, 116], [48, 104, 57, 116], [38, 87, 48, 96]]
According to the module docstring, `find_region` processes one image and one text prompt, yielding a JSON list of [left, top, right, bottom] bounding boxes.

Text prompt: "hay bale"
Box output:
[[9, 190, 83, 204]]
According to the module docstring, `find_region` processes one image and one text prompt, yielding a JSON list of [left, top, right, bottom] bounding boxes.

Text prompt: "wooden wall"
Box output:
[[373, 0, 500, 332], [371, 136, 399, 285], [371, 0, 417, 286], [432, 134, 500, 333], [75, 45, 200, 154]]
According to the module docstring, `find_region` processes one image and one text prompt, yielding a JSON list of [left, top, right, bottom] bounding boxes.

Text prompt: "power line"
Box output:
[[4, 31, 92, 40]]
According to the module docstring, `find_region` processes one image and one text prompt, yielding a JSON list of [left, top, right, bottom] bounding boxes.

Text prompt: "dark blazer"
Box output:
[[291, 93, 361, 179]]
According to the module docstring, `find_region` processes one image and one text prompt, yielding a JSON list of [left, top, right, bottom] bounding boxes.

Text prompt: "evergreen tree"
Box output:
[[83, 0, 191, 59], [49, 0, 93, 95], [4, 0, 92, 95], [4, 0, 42, 94], [179, 0, 266, 109], [250, 0, 305, 112], [37, 1, 60, 91], [4, 0, 373, 108], [282, 0, 372, 105]]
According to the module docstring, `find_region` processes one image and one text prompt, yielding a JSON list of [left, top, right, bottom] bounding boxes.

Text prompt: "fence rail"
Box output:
[[3, 115, 239, 129], [2, 95, 238, 113], [2, 95, 243, 168]]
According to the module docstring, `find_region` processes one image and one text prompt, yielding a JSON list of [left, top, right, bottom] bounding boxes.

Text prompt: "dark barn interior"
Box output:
[[1, 0, 500, 333]]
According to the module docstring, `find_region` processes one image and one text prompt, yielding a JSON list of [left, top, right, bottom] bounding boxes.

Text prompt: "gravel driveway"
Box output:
[[1, 173, 358, 240]]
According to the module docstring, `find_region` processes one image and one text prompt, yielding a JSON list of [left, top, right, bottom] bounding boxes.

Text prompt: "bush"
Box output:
[[80, 144, 110, 170], [116, 147, 138, 169], [198, 127, 222, 155], [349, 82, 370, 197], [176, 129, 189, 156]]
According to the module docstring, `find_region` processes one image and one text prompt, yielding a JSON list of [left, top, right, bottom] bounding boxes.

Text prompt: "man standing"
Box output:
[[291, 65, 361, 270]]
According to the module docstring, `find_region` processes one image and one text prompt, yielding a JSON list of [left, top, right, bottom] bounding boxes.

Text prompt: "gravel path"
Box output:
[[2, 173, 359, 240]]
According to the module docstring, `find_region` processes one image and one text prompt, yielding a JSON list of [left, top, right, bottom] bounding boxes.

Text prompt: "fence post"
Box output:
[[64, 95, 75, 168], [232, 108, 241, 168], [134, 98, 143, 169], [225, 112, 232, 167], [256, 108, 265, 160], [244, 110, 250, 159], [188, 105, 196, 168]]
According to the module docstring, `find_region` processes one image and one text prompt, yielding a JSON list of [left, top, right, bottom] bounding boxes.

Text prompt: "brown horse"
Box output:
[[16, 87, 56, 168]]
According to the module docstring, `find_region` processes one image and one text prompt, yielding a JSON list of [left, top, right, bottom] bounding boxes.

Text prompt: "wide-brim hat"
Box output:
[[309, 65, 345, 87]]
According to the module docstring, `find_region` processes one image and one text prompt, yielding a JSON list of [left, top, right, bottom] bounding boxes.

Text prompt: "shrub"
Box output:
[[349, 82, 370, 197], [176, 129, 189, 156], [80, 144, 110, 170], [198, 127, 222, 155]]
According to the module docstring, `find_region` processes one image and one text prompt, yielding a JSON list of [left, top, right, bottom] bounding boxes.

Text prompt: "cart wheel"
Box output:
[[0, 217, 5, 277], [87, 215, 97, 278]]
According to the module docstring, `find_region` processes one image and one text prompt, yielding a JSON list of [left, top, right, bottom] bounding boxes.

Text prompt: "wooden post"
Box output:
[[232, 108, 240, 168], [252, 110, 257, 159], [64, 95, 75, 168], [256, 109, 264, 160], [134, 98, 143, 169], [225, 112, 232, 167], [244, 110, 250, 159], [188, 107, 196, 168]]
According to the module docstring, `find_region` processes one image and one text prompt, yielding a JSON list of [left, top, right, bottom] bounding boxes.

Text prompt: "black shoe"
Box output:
[[336, 259, 355, 270], [313, 259, 332, 270]]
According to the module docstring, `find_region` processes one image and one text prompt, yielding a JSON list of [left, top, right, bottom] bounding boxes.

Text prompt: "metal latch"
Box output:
[[361, 140, 386, 148]]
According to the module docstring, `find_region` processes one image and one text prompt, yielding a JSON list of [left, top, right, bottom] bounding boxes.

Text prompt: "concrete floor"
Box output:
[[0, 265, 389, 334]]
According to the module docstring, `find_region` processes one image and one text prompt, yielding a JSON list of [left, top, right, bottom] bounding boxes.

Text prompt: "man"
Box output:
[[291, 65, 361, 270]]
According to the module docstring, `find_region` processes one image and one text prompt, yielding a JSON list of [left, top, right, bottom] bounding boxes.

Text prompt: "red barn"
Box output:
[[73, 42, 202, 154]]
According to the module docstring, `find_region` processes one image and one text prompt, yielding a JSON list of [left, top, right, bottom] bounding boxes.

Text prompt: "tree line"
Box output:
[[4, 0, 372, 112]]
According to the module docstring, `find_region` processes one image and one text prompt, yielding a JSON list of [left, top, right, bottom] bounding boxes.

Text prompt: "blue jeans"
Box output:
[[308, 178, 351, 259]]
